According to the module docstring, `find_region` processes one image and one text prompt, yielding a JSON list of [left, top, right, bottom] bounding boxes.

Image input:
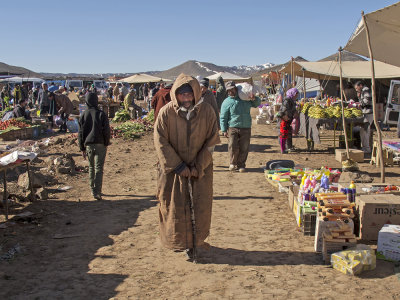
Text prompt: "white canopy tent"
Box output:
[[344, 1, 400, 67], [119, 73, 170, 84], [206, 72, 249, 81], [0, 76, 45, 84]]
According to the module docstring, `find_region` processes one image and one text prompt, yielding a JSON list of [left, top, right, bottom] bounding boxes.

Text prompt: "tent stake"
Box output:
[[362, 11, 385, 183]]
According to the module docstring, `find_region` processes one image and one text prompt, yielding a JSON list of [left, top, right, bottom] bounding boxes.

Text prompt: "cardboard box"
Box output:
[[335, 148, 365, 163], [314, 214, 354, 252], [288, 185, 299, 211], [356, 194, 400, 241]]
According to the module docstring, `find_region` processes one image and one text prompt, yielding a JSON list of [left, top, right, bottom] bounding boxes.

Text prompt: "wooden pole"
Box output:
[[302, 68, 307, 99], [26, 161, 35, 202], [362, 11, 385, 183], [3, 170, 8, 220], [291, 57, 294, 87], [318, 75, 323, 100], [338, 47, 350, 160]]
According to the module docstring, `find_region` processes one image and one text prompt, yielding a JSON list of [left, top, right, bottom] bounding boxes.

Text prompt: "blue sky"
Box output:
[[1, 0, 396, 73]]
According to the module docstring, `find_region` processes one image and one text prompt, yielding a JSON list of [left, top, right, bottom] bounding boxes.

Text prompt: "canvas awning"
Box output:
[[344, 2, 400, 67], [119, 73, 170, 83], [280, 60, 400, 80]]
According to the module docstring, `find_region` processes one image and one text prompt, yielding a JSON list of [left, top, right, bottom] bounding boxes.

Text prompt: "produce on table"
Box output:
[[303, 104, 362, 119], [143, 110, 154, 123], [0, 118, 32, 133], [112, 110, 131, 123]]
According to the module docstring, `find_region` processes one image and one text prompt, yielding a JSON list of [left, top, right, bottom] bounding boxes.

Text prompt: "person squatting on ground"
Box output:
[[279, 88, 299, 152], [220, 81, 261, 172], [124, 89, 142, 119], [354, 81, 373, 153], [78, 93, 111, 201], [154, 73, 220, 260]]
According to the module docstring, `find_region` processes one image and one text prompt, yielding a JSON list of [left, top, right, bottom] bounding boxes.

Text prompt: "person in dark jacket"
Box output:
[[354, 81, 373, 153], [38, 83, 50, 113], [216, 76, 227, 111], [279, 88, 299, 152], [78, 93, 111, 200], [13, 99, 29, 119], [199, 78, 219, 121]]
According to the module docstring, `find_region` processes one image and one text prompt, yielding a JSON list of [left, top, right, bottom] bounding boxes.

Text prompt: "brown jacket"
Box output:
[[151, 87, 172, 120], [154, 73, 220, 250], [55, 94, 73, 115]]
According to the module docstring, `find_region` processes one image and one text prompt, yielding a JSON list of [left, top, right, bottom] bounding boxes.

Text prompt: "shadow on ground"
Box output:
[[198, 246, 323, 266], [0, 196, 157, 299]]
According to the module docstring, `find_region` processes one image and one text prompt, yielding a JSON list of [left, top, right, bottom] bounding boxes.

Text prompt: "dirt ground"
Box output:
[[1, 111, 400, 300]]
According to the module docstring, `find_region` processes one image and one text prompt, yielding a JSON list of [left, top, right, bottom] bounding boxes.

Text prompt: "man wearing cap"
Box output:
[[220, 81, 261, 172], [199, 78, 219, 121], [216, 76, 227, 111], [354, 81, 373, 153], [151, 83, 172, 120], [154, 73, 220, 260]]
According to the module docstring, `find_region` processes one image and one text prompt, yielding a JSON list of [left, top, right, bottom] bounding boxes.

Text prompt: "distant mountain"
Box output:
[[154, 60, 275, 80], [318, 51, 366, 62], [0, 62, 42, 78], [251, 56, 308, 79]]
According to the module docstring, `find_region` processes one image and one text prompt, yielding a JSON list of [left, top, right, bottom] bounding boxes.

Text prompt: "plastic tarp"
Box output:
[[119, 74, 170, 84], [0, 151, 37, 166], [344, 2, 400, 67], [280, 60, 400, 80]]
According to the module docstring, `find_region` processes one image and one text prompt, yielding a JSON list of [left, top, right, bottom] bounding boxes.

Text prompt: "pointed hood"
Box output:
[[170, 73, 201, 109], [85, 92, 99, 108]]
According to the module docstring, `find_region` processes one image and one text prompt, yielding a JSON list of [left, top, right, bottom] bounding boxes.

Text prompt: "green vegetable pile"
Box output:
[[111, 110, 154, 140], [112, 110, 131, 122]]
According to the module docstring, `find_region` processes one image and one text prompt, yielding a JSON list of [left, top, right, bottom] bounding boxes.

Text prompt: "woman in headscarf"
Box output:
[[279, 88, 299, 152]]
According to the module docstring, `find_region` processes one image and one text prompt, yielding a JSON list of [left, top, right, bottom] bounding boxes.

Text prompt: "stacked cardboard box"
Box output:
[[356, 194, 400, 241]]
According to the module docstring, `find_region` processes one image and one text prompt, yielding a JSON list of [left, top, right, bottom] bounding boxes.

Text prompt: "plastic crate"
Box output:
[[302, 213, 317, 236]]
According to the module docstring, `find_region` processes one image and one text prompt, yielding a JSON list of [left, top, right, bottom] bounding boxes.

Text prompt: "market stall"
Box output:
[[1, 151, 37, 220]]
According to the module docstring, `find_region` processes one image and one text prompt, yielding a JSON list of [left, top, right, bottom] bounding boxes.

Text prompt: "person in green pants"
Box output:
[[78, 93, 111, 200]]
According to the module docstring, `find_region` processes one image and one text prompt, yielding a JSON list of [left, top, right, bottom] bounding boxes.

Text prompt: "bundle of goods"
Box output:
[[317, 193, 355, 223], [377, 224, 400, 262], [313, 192, 357, 262], [331, 244, 376, 275], [256, 103, 273, 124]]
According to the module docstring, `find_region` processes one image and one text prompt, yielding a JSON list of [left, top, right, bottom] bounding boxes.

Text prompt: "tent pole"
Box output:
[[291, 57, 294, 87], [302, 68, 306, 99], [362, 11, 385, 183], [318, 75, 323, 99], [339, 47, 350, 160]]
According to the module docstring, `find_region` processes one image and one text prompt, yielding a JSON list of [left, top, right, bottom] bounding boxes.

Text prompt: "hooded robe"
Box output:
[[154, 73, 220, 250]]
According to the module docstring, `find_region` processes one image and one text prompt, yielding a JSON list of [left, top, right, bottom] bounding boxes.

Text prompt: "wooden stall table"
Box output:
[[1, 159, 35, 220]]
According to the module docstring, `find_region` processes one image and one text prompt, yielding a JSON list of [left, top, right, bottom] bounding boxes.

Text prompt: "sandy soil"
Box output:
[[1, 110, 400, 300]]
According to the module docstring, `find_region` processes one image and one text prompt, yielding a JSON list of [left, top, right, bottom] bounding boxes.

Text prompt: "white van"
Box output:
[[66, 80, 83, 90], [384, 80, 400, 125]]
